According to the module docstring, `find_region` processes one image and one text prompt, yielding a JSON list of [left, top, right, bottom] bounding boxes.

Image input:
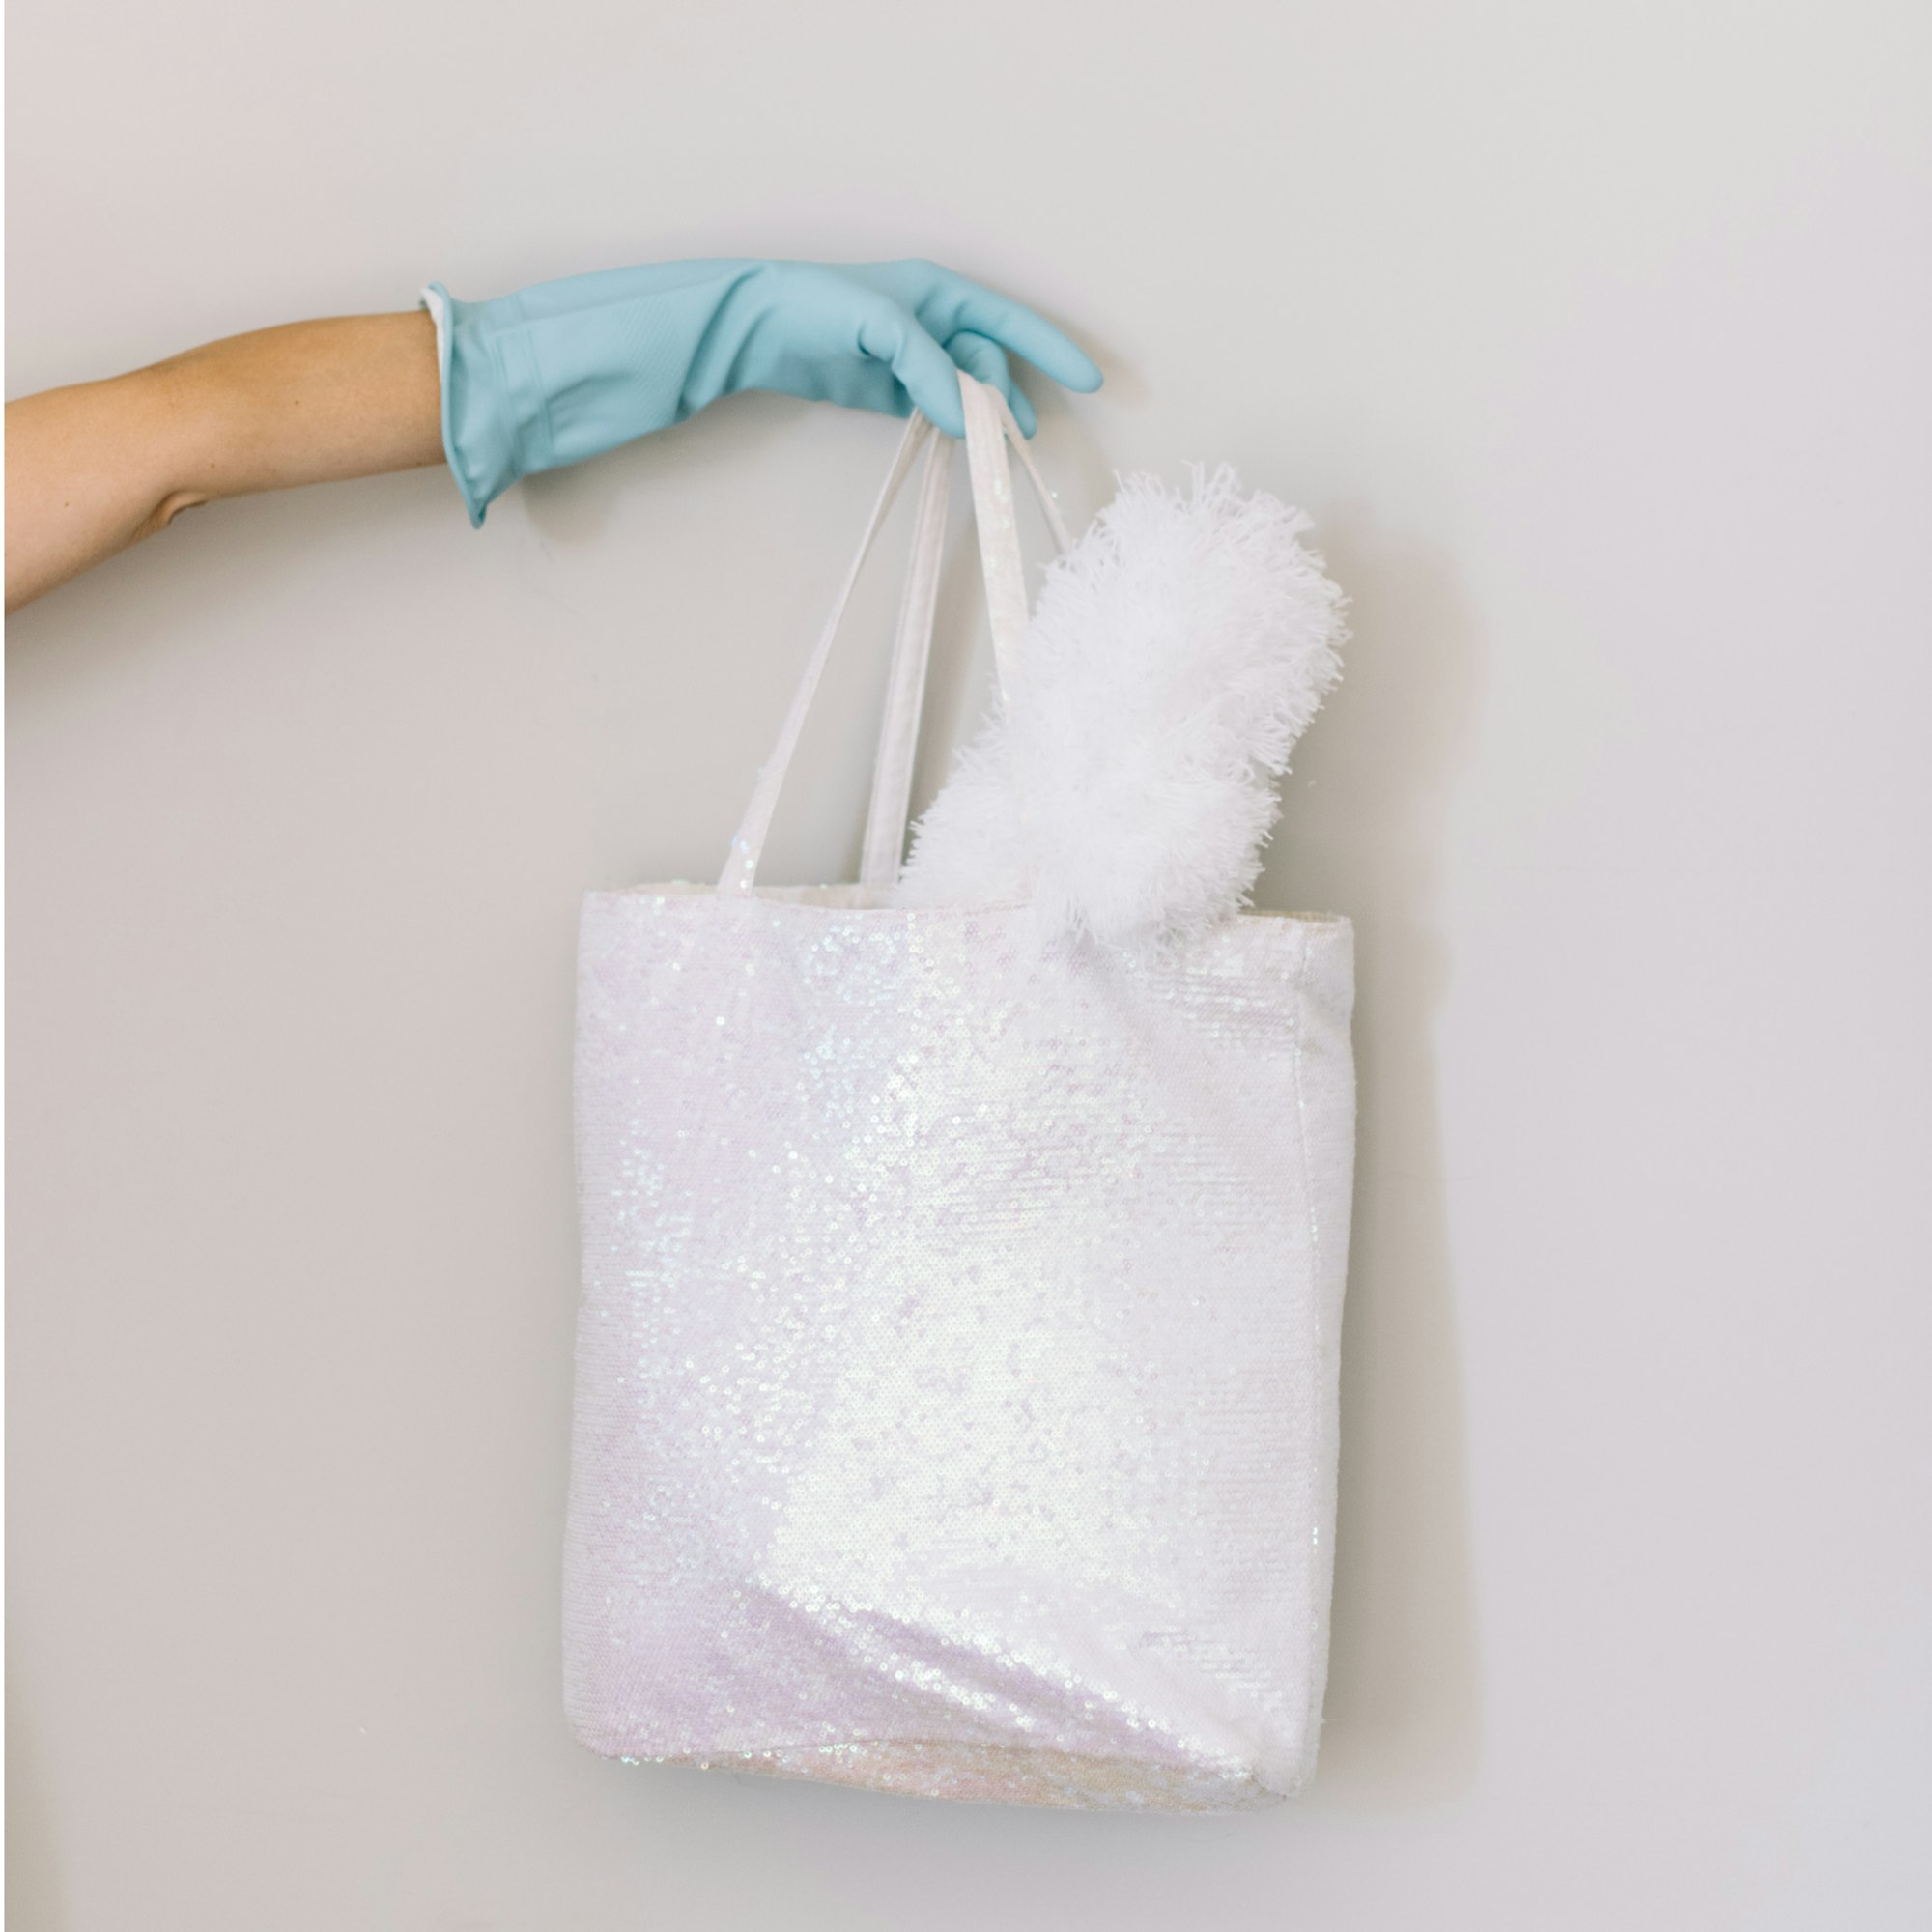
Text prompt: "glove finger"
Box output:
[[922, 269, 1102, 393], [856, 299, 967, 437], [945, 330, 1038, 437]]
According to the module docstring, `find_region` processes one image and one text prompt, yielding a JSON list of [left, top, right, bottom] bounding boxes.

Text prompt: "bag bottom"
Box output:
[[601, 1739, 1290, 1812]]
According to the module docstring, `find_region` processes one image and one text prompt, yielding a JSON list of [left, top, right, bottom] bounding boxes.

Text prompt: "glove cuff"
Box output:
[[418, 280, 554, 529], [419, 261, 767, 526]]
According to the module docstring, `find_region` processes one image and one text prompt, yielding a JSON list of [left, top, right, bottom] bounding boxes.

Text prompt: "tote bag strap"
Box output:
[[857, 429, 952, 891], [960, 371, 1073, 698], [858, 378, 1071, 890], [719, 373, 1069, 895], [716, 412, 934, 895]]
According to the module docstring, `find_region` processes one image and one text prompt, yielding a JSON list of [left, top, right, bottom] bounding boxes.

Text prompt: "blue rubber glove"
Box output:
[[417, 258, 1102, 528]]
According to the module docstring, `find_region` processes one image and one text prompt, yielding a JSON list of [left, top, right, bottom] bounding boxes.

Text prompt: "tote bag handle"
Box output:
[[718, 373, 1069, 895], [857, 375, 1072, 890], [856, 423, 952, 891]]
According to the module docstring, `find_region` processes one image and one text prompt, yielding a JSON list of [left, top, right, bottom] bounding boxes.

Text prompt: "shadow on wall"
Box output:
[[5, 1659, 68, 1931], [1258, 511, 1487, 1806]]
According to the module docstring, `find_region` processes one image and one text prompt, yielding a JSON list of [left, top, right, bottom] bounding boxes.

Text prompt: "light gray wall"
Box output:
[[8, 2, 1929, 1925]]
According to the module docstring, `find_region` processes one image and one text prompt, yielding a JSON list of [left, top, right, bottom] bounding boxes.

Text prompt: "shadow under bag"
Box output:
[[563, 374, 1356, 1810]]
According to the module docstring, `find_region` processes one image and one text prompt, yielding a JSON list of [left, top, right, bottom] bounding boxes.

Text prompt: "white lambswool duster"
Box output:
[[894, 465, 1346, 949]]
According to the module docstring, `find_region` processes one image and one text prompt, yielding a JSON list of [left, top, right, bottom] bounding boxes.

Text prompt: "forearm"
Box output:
[[5, 310, 443, 612]]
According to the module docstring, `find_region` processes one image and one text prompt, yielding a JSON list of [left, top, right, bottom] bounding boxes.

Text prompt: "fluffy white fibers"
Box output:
[[894, 464, 1346, 950]]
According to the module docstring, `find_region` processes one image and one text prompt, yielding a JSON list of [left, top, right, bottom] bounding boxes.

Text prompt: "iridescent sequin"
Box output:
[[563, 883, 1355, 1810]]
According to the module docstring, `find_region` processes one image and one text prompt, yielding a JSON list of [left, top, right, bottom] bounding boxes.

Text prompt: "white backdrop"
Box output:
[[8, 2, 1929, 1924]]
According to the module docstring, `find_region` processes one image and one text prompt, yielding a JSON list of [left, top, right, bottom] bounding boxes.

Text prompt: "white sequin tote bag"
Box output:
[[565, 374, 1355, 1811]]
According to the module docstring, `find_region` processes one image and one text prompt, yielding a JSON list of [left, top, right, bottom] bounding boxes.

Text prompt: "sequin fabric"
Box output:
[[564, 882, 1355, 1810]]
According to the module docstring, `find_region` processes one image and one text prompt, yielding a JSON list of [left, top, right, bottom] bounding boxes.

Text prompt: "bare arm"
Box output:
[[5, 309, 443, 613]]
